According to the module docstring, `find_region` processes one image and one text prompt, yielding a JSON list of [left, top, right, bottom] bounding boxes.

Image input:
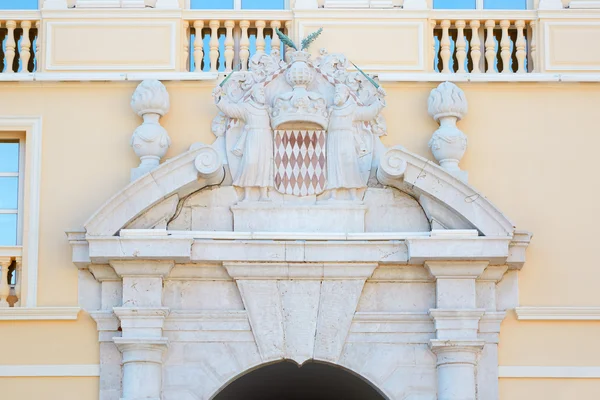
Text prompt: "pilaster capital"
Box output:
[[114, 307, 170, 339], [89, 310, 121, 342], [477, 265, 508, 283], [109, 260, 174, 278], [0, 257, 12, 267], [429, 309, 485, 340], [429, 339, 485, 365], [114, 337, 169, 364], [478, 311, 507, 343], [89, 264, 120, 282], [425, 261, 488, 280]]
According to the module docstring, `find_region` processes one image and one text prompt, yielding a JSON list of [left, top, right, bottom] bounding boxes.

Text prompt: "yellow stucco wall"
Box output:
[[0, 80, 598, 398]]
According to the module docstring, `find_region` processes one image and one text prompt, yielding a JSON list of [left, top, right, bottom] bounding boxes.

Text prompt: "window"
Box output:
[[190, 0, 286, 9], [0, 137, 24, 246], [434, 0, 527, 8], [0, 0, 39, 9]]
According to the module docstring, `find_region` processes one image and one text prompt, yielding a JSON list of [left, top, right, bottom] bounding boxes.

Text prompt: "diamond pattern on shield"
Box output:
[[274, 130, 327, 196]]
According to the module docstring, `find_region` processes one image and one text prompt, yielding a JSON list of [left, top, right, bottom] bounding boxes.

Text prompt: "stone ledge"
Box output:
[[0, 307, 81, 321], [515, 306, 600, 320]]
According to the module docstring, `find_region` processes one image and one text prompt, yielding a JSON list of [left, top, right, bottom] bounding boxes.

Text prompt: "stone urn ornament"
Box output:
[[130, 79, 172, 182], [427, 81, 469, 182]]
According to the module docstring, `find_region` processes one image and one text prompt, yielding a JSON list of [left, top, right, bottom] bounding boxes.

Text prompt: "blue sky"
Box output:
[[434, 0, 527, 8]]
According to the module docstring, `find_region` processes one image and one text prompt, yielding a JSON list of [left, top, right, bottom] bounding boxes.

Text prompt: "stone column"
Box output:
[[426, 261, 487, 400], [476, 265, 509, 400], [89, 265, 123, 400], [110, 260, 173, 400]]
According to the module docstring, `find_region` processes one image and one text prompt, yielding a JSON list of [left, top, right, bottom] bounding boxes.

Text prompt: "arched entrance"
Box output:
[[212, 361, 388, 400]]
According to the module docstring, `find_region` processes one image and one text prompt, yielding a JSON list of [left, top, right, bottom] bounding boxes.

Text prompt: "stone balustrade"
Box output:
[[0, 255, 22, 307], [0, 15, 40, 74], [431, 13, 538, 74], [183, 13, 293, 72]]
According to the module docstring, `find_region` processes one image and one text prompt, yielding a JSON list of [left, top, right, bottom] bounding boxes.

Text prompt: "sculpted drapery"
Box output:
[[326, 84, 386, 200], [214, 86, 274, 201]]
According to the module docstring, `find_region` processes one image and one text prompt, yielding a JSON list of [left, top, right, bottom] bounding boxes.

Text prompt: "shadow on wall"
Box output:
[[212, 360, 389, 400]]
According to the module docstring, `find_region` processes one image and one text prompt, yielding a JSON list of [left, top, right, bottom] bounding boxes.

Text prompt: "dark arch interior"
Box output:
[[213, 361, 386, 400]]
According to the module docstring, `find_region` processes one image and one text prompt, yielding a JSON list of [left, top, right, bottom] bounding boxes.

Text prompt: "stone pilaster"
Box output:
[[426, 261, 488, 400], [110, 260, 173, 400]]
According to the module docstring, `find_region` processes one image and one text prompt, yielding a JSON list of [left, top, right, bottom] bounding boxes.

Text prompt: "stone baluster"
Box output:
[[485, 20, 496, 73], [426, 261, 488, 400], [111, 260, 173, 400], [209, 20, 220, 73], [256, 20, 266, 54], [500, 20, 511, 73], [455, 20, 467, 74], [515, 20, 526, 73], [5, 21, 17, 74], [440, 20, 451, 73], [469, 20, 481, 73], [20, 21, 32, 73], [182, 21, 190, 72], [35, 21, 41, 72], [193, 21, 204, 72], [224, 20, 235, 72], [0, 258, 11, 307], [270, 21, 282, 59], [14, 257, 22, 307], [430, 20, 437, 72], [240, 20, 250, 70], [530, 20, 537, 72], [428, 82, 469, 182]]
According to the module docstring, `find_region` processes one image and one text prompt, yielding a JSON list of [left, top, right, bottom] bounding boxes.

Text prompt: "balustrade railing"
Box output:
[[183, 12, 293, 72], [0, 255, 22, 307], [0, 15, 41, 74], [431, 13, 538, 74]]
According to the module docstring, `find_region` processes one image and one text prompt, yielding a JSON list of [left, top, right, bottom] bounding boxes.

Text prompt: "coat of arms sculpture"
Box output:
[[211, 31, 387, 203]]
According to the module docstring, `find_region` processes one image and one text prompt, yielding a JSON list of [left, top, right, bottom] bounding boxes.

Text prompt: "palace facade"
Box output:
[[0, 0, 599, 399]]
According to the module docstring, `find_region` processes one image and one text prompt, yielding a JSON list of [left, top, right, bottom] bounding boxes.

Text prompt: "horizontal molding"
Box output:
[[0, 72, 598, 84], [0, 364, 99, 377], [0, 72, 219, 82], [0, 307, 81, 321], [515, 307, 600, 321], [499, 366, 600, 379]]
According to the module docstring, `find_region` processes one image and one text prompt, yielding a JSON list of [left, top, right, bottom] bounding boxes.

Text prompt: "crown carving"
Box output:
[[271, 51, 328, 129]]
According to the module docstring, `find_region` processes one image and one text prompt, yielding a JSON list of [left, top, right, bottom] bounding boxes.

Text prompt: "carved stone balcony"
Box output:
[[0, 5, 599, 81]]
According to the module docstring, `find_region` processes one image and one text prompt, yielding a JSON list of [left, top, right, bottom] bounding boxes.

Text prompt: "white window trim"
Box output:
[[0, 117, 42, 307]]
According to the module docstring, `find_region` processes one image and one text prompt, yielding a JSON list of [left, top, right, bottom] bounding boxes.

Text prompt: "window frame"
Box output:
[[0, 117, 42, 308], [0, 133, 25, 247]]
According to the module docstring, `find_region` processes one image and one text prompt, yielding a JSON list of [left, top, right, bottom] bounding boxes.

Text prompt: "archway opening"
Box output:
[[213, 361, 387, 400]]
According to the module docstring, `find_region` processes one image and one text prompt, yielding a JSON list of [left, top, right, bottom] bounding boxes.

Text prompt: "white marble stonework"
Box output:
[[71, 51, 532, 400]]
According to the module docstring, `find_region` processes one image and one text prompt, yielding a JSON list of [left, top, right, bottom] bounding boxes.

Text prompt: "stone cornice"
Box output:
[[83, 231, 516, 266]]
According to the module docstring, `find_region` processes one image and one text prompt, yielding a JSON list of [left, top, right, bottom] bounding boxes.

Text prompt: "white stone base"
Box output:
[[231, 202, 367, 233]]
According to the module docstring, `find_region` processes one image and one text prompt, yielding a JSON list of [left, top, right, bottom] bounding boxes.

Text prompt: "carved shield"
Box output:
[[274, 130, 326, 196]]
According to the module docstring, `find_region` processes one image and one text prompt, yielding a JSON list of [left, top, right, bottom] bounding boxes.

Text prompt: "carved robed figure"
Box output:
[[326, 84, 386, 200], [213, 85, 274, 202]]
